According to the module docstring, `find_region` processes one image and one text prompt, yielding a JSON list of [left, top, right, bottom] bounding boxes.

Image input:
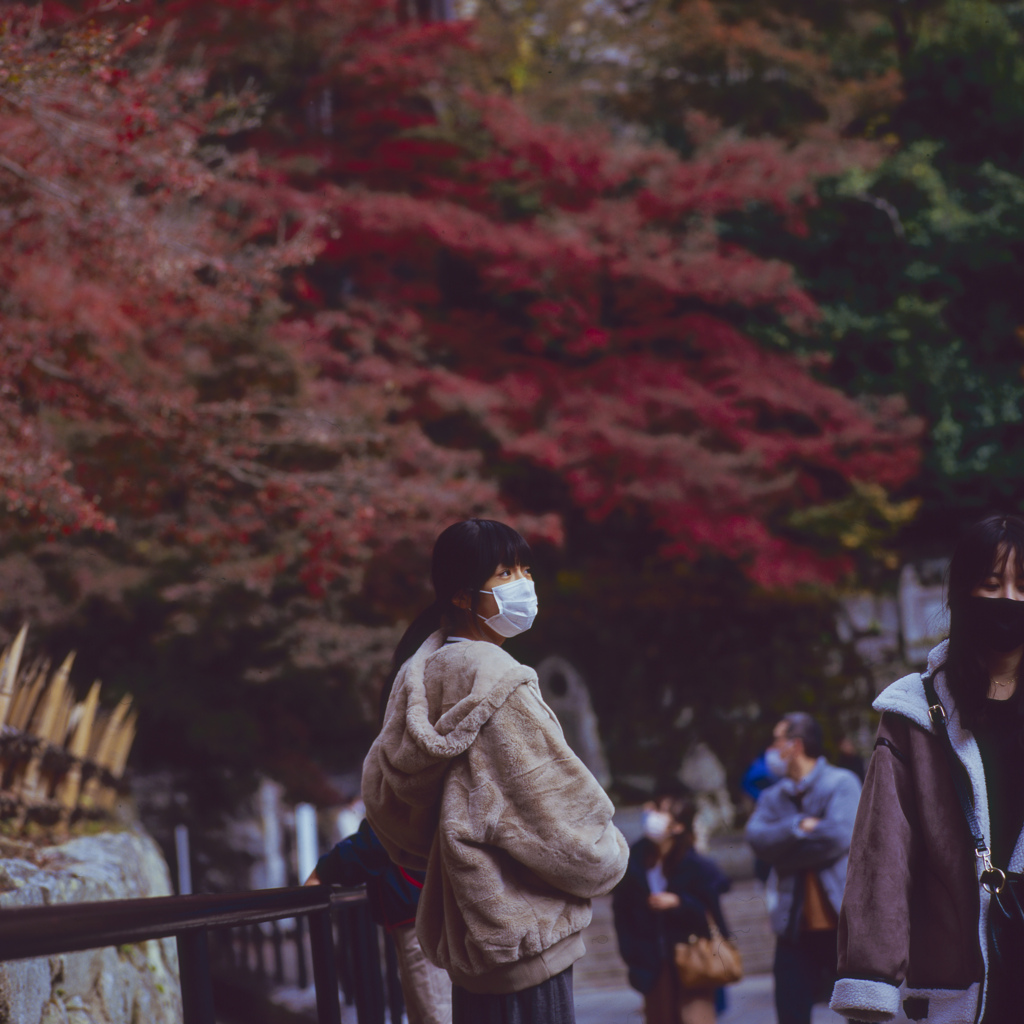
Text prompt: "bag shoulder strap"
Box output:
[[704, 907, 732, 940], [921, 670, 1006, 893]]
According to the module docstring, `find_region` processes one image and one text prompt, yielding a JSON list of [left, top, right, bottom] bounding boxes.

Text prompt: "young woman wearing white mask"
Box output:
[[613, 789, 733, 1024], [362, 518, 628, 1024]]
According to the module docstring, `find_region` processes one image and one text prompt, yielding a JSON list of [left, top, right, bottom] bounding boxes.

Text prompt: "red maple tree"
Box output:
[[270, 26, 921, 585], [0, 2, 923, 801], [0, 6, 526, 579], [0, 7, 544, 792], [5, 1, 921, 591]]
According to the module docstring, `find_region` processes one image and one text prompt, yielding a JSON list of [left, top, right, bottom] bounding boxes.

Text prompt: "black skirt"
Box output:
[[451, 967, 575, 1024]]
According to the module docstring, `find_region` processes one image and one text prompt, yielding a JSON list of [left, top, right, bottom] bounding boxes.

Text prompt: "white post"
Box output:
[[260, 779, 286, 889], [295, 802, 319, 884], [174, 824, 192, 895]]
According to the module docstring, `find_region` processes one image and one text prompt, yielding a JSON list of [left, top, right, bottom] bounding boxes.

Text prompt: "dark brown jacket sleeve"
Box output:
[[837, 712, 918, 987], [833, 709, 985, 1022]]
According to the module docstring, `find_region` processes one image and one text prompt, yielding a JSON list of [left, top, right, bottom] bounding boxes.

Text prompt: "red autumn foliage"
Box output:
[[0, 1, 926, 802], [284, 66, 919, 586], [0, 7, 529, 586], [3, 1, 921, 597], [1, 5, 550, 788]]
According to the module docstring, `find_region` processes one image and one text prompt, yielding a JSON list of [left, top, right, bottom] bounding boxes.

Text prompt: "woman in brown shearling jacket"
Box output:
[[831, 514, 1024, 1024]]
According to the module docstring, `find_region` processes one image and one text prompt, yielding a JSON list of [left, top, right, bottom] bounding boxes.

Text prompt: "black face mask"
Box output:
[[963, 596, 1024, 654]]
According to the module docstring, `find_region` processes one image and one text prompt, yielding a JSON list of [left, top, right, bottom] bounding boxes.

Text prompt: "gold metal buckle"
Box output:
[[978, 850, 1007, 894]]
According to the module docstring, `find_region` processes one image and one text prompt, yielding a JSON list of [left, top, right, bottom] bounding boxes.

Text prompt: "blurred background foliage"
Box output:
[[2, 0, 1023, 817]]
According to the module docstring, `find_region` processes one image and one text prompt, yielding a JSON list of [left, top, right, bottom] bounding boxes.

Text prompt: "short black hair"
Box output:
[[782, 712, 823, 759], [431, 518, 531, 618], [380, 519, 531, 724]]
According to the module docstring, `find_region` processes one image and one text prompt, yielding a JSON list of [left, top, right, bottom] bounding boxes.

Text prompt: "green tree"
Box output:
[[469, 0, 908, 142], [745, 1, 1024, 543]]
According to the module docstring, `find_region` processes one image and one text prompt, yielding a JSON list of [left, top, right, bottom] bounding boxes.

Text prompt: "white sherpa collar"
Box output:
[[873, 639, 991, 855], [394, 631, 537, 762], [871, 640, 951, 733]]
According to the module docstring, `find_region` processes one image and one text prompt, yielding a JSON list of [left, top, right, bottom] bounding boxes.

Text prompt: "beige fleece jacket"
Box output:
[[362, 632, 628, 994]]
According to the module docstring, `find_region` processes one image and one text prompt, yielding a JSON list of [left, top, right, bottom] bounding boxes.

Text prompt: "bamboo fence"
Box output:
[[0, 625, 136, 832]]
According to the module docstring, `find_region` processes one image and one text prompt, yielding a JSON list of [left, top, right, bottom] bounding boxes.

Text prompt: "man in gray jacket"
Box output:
[[745, 712, 861, 1024]]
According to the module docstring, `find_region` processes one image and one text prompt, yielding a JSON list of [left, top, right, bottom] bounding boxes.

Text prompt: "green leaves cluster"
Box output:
[[713, 1, 1024, 546], [815, 13, 1024, 532]]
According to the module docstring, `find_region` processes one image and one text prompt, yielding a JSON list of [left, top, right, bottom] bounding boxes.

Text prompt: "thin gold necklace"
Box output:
[[991, 675, 1016, 688]]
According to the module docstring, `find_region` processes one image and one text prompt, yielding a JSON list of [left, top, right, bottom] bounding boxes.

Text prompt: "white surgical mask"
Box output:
[[642, 810, 672, 843], [765, 747, 788, 780], [478, 577, 538, 638]]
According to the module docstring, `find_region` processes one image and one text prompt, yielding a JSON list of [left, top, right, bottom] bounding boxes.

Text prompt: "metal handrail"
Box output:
[[0, 885, 366, 1024]]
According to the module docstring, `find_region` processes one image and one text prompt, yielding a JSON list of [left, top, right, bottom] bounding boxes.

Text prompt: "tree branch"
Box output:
[[30, 357, 77, 382], [855, 191, 905, 240], [0, 154, 79, 205], [887, 1, 913, 65]]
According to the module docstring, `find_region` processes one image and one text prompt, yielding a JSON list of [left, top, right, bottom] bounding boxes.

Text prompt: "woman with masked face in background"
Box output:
[[612, 788, 732, 1024], [832, 514, 1024, 1024], [361, 519, 628, 1024]]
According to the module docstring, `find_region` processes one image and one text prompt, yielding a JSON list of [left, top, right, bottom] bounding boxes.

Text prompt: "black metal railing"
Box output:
[[0, 884, 402, 1024]]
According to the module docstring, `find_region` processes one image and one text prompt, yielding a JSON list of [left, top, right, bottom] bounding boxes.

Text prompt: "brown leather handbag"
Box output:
[[674, 917, 744, 989]]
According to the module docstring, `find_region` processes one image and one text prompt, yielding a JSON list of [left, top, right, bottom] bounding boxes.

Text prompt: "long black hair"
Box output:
[[377, 518, 531, 724], [944, 513, 1024, 728]]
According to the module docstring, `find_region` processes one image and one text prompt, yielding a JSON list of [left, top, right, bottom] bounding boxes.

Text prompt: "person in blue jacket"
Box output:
[[613, 788, 732, 1024], [307, 817, 452, 1024], [745, 712, 860, 1024]]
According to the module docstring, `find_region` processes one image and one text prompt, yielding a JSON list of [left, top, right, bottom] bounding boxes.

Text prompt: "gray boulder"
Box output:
[[0, 829, 181, 1024]]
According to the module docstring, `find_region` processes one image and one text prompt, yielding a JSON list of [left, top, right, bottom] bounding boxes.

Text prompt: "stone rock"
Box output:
[[899, 562, 949, 665], [678, 743, 735, 851], [536, 656, 611, 788], [837, 590, 915, 696], [0, 829, 181, 1024], [679, 743, 726, 793]]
